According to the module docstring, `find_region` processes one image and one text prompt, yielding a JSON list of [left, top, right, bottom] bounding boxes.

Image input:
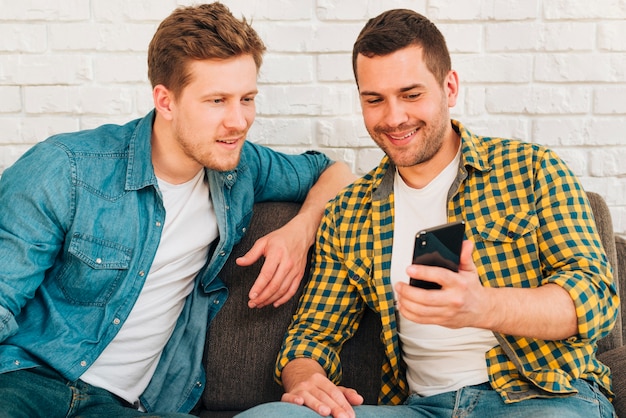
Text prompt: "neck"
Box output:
[[151, 115, 203, 184], [398, 131, 460, 189]]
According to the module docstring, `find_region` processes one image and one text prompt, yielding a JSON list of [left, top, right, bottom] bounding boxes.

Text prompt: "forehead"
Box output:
[[356, 45, 435, 93], [183, 55, 258, 94]]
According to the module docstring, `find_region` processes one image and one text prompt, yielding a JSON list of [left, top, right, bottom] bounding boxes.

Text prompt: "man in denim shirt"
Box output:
[[0, 3, 354, 417]]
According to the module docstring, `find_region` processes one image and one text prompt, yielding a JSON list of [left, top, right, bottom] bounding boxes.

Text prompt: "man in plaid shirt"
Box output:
[[239, 8, 618, 418]]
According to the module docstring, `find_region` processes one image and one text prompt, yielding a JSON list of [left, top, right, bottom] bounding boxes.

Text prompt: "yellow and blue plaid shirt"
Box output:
[[276, 120, 618, 405]]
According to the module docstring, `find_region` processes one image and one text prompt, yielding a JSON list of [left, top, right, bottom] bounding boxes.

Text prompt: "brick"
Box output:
[[0, 87, 21, 112], [454, 55, 532, 83], [259, 54, 315, 84], [12, 55, 92, 85], [485, 86, 590, 115], [50, 23, 155, 52], [0, 24, 47, 53], [0, 0, 89, 21], [599, 21, 626, 51], [92, 0, 178, 22], [317, 117, 365, 148], [247, 117, 314, 146], [544, 0, 626, 20], [594, 87, 626, 114], [94, 55, 148, 84], [534, 54, 625, 82], [317, 54, 354, 82], [590, 148, 626, 176]]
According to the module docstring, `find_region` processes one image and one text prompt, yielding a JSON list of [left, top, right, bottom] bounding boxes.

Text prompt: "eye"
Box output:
[[405, 93, 421, 100]]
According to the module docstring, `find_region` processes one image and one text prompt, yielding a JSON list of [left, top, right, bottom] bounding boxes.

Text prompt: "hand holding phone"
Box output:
[[410, 221, 465, 289]]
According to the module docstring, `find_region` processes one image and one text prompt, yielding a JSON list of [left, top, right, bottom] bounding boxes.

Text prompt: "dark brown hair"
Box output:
[[352, 9, 451, 86], [147, 2, 266, 97]]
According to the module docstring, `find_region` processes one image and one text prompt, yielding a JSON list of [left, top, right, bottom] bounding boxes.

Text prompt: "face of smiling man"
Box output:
[[356, 45, 460, 188]]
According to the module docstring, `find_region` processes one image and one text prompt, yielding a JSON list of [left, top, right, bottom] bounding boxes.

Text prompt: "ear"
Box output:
[[444, 70, 460, 108], [153, 84, 174, 121]]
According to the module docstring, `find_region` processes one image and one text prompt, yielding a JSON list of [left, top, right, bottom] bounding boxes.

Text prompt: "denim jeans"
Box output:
[[237, 380, 616, 418], [0, 367, 194, 418]]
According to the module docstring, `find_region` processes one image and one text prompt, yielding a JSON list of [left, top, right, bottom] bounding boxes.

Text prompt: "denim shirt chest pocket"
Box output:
[[58, 233, 132, 306]]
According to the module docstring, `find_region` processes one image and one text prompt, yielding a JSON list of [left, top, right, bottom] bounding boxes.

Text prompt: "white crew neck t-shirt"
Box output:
[[389, 149, 498, 397]]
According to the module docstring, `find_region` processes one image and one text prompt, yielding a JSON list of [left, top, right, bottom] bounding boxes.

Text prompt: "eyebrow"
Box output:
[[359, 83, 425, 97], [199, 89, 259, 99]]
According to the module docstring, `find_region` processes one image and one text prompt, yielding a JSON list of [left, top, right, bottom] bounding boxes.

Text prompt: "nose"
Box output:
[[224, 102, 249, 131], [382, 99, 409, 128]]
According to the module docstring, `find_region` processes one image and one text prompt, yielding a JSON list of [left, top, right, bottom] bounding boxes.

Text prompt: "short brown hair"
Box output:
[[147, 2, 266, 97], [352, 9, 451, 86]]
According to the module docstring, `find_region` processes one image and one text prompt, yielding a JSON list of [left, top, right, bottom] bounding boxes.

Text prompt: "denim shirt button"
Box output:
[[139, 271, 145, 277], [155, 221, 162, 227], [80, 360, 87, 367], [196, 381, 203, 387], [95, 258, 102, 264], [213, 299, 220, 305], [14, 360, 20, 366], [242, 227, 247, 233], [113, 318, 121, 325], [219, 251, 225, 257]]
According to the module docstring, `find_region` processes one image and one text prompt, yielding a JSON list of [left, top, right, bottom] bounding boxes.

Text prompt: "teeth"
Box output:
[[389, 129, 417, 140]]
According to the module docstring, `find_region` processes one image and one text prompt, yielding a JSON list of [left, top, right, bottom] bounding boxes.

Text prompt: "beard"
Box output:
[[175, 128, 244, 172], [370, 98, 450, 168]]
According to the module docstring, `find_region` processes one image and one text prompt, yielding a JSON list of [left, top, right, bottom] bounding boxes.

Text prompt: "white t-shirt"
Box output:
[[80, 169, 218, 404], [389, 149, 498, 396]]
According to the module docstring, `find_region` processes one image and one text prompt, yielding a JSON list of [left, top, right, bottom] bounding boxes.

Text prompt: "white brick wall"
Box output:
[[1, 0, 625, 236]]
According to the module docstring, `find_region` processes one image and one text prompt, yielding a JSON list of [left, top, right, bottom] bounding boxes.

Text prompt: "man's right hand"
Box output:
[[281, 358, 364, 418]]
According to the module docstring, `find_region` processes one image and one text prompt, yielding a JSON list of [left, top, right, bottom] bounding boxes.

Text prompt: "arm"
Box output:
[[397, 240, 578, 340], [0, 142, 70, 341], [396, 148, 616, 341], [238, 160, 357, 308]]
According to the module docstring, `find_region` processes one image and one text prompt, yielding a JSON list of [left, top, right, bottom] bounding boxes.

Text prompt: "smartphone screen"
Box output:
[[410, 221, 465, 289]]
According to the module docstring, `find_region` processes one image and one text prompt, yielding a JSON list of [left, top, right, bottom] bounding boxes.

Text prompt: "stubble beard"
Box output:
[[176, 130, 243, 173], [372, 119, 448, 168]]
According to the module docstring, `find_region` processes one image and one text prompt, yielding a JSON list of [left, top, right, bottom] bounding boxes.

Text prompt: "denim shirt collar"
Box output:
[[125, 110, 158, 191]]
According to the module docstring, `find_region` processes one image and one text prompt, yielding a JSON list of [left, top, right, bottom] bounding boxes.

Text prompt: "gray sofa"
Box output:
[[196, 191, 626, 417]]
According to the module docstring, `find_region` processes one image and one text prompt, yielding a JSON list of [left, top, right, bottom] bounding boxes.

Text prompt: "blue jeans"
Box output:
[[238, 380, 616, 418], [0, 367, 194, 418]]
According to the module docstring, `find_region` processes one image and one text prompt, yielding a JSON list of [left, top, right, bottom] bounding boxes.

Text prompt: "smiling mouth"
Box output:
[[388, 128, 418, 140], [217, 138, 239, 144]]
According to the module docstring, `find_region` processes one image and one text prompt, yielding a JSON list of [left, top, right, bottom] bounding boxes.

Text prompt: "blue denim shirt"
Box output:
[[0, 110, 332, 412]]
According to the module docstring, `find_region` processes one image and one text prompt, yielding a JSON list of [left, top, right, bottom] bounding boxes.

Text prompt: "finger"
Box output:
[[272, 272, 304, 307], [281, 392, 305, 406], [250, 258, 293, 308], [247, 256, 280, 307], [236, 239, 266, 267], [459, 239, 476, 272], [340, 387, 364, 407]]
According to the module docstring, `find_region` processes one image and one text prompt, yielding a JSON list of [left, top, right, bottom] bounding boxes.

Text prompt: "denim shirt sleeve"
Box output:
[[0, 141, 73, 342], [241, 142, 333, 203]]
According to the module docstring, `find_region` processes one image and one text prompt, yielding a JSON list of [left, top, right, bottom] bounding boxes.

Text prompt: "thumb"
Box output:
[[236, 239, 266, 266], [458, 239, 475, 272]]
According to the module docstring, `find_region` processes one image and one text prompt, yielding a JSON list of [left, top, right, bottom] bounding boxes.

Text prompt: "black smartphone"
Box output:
[[410, 220, 465, 289]]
